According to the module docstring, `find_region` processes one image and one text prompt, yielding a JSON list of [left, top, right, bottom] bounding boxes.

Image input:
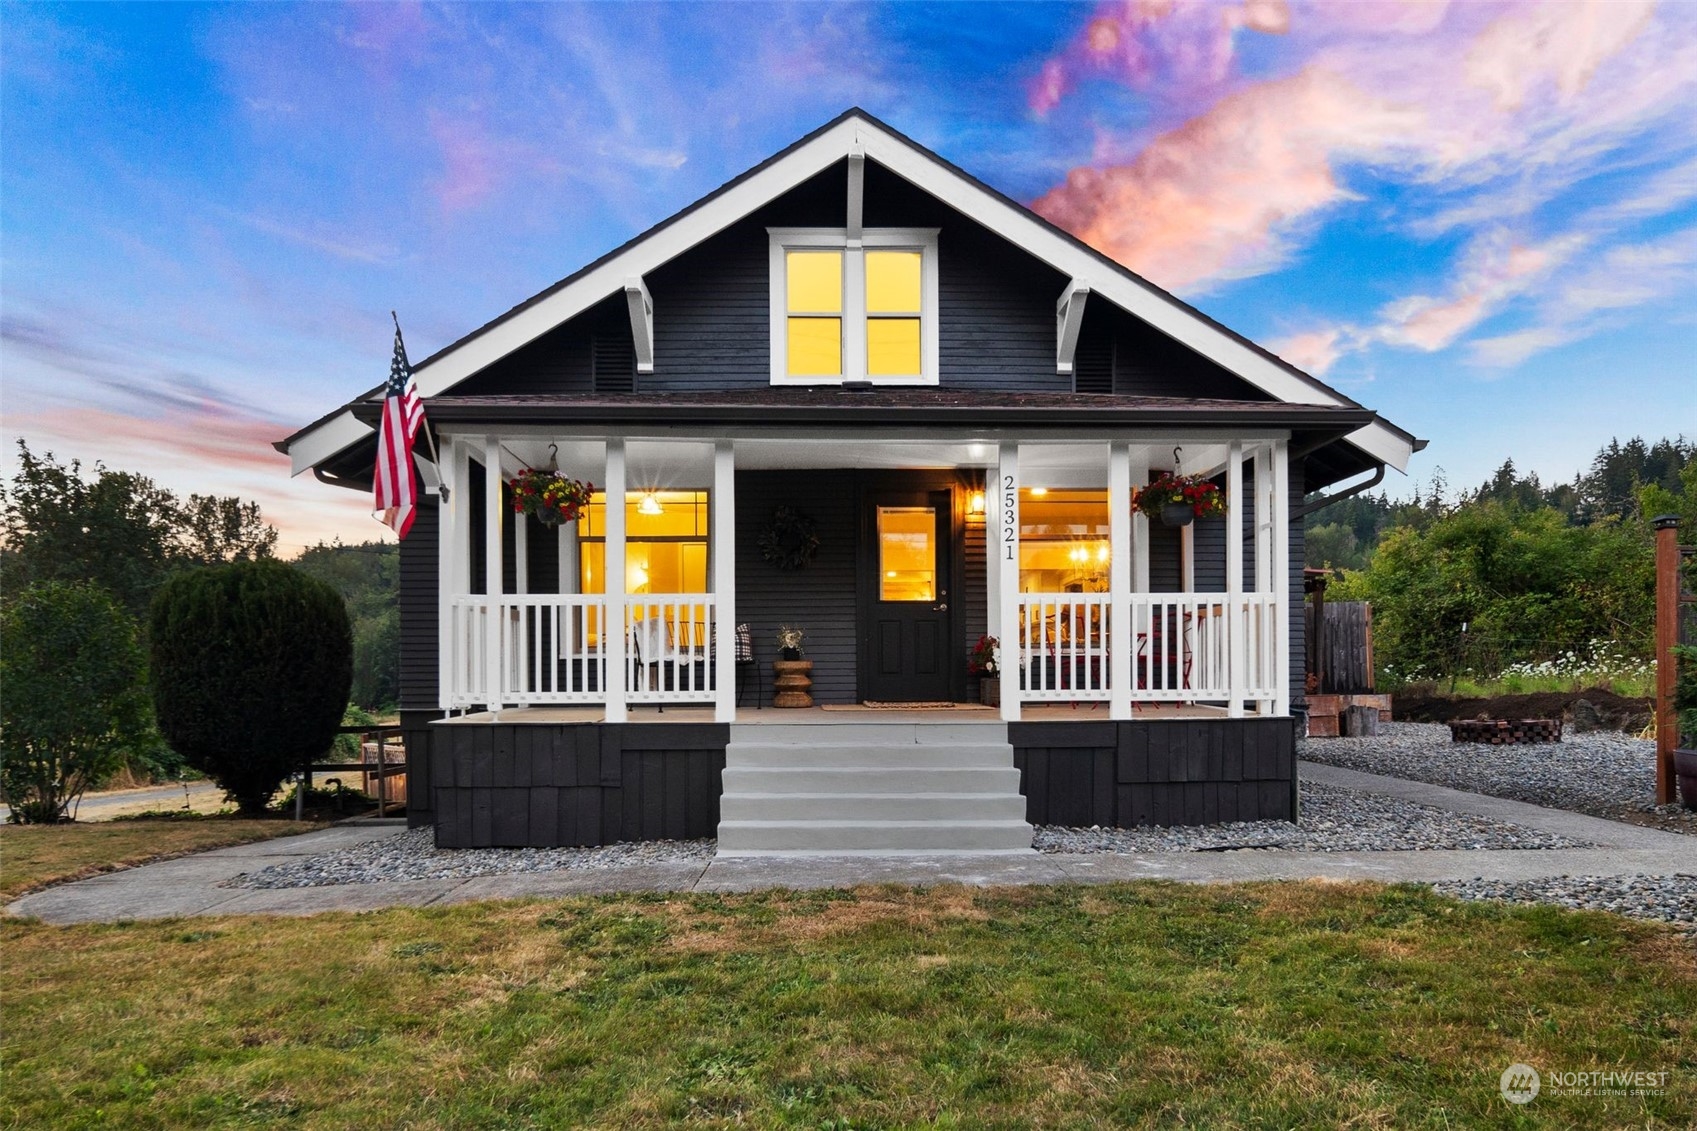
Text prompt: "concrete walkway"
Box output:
[[9, 764, 1693, 925]]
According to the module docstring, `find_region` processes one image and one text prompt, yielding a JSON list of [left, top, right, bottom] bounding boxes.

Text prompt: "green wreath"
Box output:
[[757, 506, 821, 571]]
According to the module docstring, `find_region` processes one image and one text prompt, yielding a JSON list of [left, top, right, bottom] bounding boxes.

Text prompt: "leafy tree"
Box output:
[[1304, 522, 1366, 572], [0, 583, 153, 823], [150, 561, 352, 815], [293, 541, 400, 710], [0, 441, 279, 619], [0, 443, 181, 617], [1334, 503, 1655, 684]]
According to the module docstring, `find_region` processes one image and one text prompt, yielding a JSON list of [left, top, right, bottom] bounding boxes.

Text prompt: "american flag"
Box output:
[[374, 322, 426, 539]]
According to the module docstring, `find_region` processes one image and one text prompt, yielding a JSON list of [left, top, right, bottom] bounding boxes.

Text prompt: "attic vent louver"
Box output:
[[592, 330, 636, 393], [1073, 329, 1113, 394]]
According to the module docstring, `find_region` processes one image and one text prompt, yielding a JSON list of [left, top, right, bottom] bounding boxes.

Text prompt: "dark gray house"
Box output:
[[280, 109, 1420, 854]]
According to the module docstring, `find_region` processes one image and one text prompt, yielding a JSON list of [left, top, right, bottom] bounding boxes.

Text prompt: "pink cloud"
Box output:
[[1267, 327, 1343, 375], [1029, 0, 1689, 295], [1031, 0, 1290, 116], [1034, 66, 1416, 289]]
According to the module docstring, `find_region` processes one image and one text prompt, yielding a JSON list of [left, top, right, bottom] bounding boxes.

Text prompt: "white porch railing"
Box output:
[[1016, 592, 1279, 705], [625, 595, 718, 704], [447, 594, 718, 709]]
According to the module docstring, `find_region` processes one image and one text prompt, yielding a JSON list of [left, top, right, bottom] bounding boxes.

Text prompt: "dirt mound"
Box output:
[[1393, 687, 1653, 733]]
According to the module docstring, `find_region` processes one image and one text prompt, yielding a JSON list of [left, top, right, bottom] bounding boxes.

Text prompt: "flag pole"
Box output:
[[393, 311, 448, 502]]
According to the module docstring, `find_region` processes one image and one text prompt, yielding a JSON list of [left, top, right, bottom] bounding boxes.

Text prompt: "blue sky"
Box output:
[[4, 1, 1693, 552]]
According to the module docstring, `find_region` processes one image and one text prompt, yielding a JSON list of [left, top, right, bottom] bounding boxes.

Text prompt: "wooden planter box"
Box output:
[[1674, 748, 1697, 810]]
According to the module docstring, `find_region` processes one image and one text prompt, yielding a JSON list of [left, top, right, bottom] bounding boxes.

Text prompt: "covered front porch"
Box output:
[[431, 426, 1296, 725]]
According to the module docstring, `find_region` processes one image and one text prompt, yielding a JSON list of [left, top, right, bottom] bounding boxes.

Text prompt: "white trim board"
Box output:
[[282, 111, 1416, 476]]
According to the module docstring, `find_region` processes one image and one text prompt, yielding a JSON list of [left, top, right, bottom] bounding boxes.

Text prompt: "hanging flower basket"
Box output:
[[1132, 472, 1227, 526], [509, 468, 593, 527]]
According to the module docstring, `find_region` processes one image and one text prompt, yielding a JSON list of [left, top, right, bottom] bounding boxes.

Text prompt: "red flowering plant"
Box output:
[[967, 634, 1000, 677], [1131, 471, 1227, 520], [509, 468, 594, 526]]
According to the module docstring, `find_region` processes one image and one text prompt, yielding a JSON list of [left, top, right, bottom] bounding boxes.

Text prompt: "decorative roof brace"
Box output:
[[1055, 279, 1090, 375], [624, 276, 654, 374]]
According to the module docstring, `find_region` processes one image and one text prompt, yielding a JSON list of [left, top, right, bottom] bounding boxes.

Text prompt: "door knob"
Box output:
[[933, 602, 948, 611]]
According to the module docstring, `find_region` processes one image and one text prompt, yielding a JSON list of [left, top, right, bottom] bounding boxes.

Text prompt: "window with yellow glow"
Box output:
[[579, 490, 710, 596], [878, 506, 936, 601], [866, 250, 922, 376], [1016, 489, 1109, 593], [785, 250, 843, 377]]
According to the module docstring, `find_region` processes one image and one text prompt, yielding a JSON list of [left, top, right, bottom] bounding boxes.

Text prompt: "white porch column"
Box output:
[[1272, 439, 1292, 717], [483, 437, 504, 713], [1253, 443, 1273, 715], [438, 436, 469, 710], [1129, 447, 1150, 594], [603, 440, 628, 723], [985, 476, 1001, 647], [713, 440, 737, 723], [1226, 439, 1245, 719], [1109, 442, 1132, 721], [997, 443, 1021, 722], [514, 509, 529, 594]]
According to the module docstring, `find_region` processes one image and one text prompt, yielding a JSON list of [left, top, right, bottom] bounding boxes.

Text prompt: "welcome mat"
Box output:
[[820, 701, 995, 711]]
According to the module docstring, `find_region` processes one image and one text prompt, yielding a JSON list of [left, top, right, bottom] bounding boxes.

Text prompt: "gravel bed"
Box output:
[[1035, 780, 1589, 854], [1299, 722, 1697, 835], [225, 829, 714, 889], [1431, 874, 1697, 935]]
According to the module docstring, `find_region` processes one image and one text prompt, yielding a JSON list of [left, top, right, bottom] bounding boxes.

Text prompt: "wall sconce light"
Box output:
[[969, 490, 986, 514], [637, 491, 664, 516]]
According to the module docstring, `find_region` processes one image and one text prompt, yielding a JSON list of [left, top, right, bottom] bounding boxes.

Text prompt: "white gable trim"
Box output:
[[284, 112, 1414, 474]]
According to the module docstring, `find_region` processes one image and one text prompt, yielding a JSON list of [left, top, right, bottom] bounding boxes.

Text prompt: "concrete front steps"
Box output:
[[716, 720, 1035, 856]]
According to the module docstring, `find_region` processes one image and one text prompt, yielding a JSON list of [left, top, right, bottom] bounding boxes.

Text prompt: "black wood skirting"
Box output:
[[1010, 717, 1297, 828], [426, 722, 728, 848]]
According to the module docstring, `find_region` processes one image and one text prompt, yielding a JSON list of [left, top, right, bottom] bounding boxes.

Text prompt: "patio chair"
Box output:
[[632, 615, 708, 710]]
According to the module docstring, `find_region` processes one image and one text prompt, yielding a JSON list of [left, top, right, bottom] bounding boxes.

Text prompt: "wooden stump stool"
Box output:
[[772, 659, 814, 708], [1340, 704, 1381, 737]]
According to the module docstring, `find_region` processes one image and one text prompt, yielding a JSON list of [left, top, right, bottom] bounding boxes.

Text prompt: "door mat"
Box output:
[[820, 701, 995, 711]]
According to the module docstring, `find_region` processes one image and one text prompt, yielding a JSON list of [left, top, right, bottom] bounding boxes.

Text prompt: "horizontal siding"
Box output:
[[734, 469, 860, 704], [399, 498, 440, 711]]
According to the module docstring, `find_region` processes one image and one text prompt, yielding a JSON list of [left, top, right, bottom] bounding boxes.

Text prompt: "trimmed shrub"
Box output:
[[149, 560, 352, 815], [0, 582, 153, 823]]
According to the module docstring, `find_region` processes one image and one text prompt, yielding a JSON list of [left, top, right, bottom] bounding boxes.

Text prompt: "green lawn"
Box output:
[[0, 819, 324, 903], [3, 882, 1692, 1128]]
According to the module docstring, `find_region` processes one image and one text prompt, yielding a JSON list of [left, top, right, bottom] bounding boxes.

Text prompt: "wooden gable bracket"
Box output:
[[625, 276, 654, 374], [846, 140, 865, 241], [1055, 279, 1090, 375]]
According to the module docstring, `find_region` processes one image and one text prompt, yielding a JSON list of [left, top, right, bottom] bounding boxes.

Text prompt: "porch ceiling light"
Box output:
[[637, 492, 664, 516]]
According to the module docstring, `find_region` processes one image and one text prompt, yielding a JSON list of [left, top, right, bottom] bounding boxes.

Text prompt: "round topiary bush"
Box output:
[[149, 560, 352, 815]]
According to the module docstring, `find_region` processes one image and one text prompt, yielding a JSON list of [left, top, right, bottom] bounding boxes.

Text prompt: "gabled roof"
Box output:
[[280, 108, 1421, 476]]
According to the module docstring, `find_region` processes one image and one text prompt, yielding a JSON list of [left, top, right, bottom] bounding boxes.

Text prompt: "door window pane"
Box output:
[[878, 506, 936, 601]]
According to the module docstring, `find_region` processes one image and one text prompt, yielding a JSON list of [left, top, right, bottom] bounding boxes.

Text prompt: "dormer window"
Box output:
[[769, 228, 939, 385]]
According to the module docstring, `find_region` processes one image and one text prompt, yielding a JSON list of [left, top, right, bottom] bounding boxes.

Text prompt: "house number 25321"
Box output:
[[1001, 473, 1017, 561]]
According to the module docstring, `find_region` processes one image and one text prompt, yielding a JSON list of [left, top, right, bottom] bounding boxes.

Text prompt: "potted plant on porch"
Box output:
[[968, 635, 1001, 707], [1132, 470, 1227, 527], [509, 467, 594, 527], [772, 624, 813, 708]]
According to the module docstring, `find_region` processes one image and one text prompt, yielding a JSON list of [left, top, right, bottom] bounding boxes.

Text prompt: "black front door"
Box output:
[[862, 488, 953, 702]]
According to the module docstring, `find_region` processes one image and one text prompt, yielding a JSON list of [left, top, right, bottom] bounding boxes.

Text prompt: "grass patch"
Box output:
[[0, 818, 326, 903], [3, 882, 1693, 1127]]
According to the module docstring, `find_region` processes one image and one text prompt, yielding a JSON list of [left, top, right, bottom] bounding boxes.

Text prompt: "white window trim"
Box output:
[[768, 227, 939, 386]]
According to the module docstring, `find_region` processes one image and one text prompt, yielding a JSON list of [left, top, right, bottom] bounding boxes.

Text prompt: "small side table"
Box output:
[[772, 659, 814, 708]]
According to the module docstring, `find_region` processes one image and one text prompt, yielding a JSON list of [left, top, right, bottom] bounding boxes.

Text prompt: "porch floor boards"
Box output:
[[442, 703, 1235, 725]]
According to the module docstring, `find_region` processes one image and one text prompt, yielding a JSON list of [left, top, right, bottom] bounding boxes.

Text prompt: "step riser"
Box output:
[[726, 743, 1014, 769], [722, 767, 1024, 794], [718, 821, 1034, 853], [720, 794, 1029, 822], [728, 723, 1008, 746]]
